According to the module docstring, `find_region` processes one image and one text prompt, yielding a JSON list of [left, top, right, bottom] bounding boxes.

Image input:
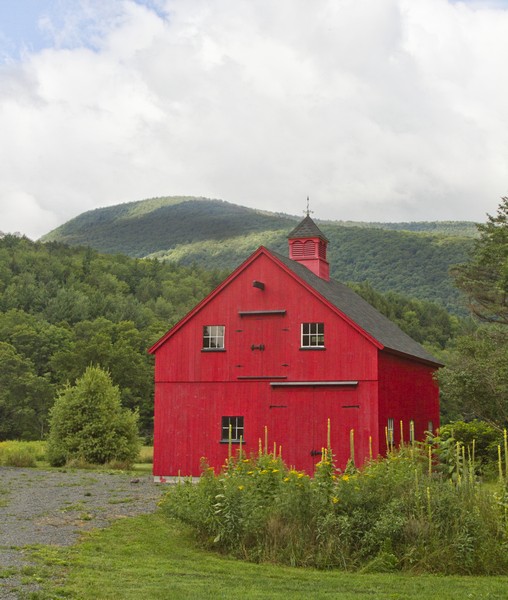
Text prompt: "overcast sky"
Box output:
[[1, 0, 508, 239]]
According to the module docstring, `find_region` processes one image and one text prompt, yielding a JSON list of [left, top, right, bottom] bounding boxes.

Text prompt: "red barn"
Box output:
[[149, 216, 441, 480]]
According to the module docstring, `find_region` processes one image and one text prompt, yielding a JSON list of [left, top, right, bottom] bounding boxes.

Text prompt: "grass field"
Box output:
[[28, 511, 508, 600]]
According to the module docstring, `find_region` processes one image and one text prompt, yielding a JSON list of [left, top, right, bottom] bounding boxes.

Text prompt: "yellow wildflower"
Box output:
[[332, 497, 339, 504], [342, 474, 349, 482], [238, 485, 244, 491]]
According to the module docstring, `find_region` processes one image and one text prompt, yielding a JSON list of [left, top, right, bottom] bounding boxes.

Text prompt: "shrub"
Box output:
[[161, 446, 508, 575], [439, 420, 502, 461], [46, 366, 140, 467]]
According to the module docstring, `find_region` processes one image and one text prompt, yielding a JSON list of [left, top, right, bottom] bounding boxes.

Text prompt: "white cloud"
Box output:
[[0, 0, 507, 239]]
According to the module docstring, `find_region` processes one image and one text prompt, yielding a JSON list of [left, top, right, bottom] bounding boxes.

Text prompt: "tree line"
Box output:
[[0, 236, 226, 440], [1, 195, 506, 442]]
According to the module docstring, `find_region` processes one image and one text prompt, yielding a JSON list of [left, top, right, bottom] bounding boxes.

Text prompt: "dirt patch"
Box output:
[[0, 466, 165, 599]]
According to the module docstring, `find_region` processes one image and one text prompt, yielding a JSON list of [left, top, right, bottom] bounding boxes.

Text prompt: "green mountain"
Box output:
[[41, 196, 476, 313]]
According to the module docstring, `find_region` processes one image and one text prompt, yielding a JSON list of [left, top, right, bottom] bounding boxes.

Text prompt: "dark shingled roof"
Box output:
[[288, 215, 329, 242], [271, 249, 442, 366]]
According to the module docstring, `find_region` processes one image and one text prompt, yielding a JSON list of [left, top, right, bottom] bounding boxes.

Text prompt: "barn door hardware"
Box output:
[[251, 344, 265, 351], [310, 449, 323, 457]]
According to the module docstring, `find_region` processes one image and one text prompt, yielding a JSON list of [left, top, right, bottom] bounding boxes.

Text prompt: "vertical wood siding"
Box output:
[[377, 352, 440, 453], [153, 251, 438, 477]]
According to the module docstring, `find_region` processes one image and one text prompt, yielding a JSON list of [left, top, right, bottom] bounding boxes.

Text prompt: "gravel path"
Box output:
[[0, 466, 165, 599]]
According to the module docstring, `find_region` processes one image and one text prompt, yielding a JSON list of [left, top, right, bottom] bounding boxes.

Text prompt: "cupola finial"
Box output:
[[305, 196, 313, 217]]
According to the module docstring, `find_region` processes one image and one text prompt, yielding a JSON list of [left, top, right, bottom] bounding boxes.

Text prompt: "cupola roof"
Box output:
[[287, 215, 329, 242]]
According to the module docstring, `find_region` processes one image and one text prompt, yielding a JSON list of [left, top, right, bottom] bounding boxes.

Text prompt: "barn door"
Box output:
[[268, 387, 324, 474], [268, 386, 361, 474], [235, 314, 288, 379]]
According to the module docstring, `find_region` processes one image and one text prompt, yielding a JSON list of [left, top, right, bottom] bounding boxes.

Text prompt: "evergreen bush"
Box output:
[[46, 366, 140, 467]]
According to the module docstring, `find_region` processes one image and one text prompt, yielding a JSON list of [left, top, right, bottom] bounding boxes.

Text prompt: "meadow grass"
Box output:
[[26, 511, 508, 600], [0, 440, 46, 467], [0, 440, 153, 472]]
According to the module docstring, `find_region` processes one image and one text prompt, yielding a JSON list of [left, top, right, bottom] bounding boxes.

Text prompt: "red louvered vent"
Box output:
[[292, 241, 303, 257], [303, 240, 315, 256], [318, 241, 326, 258]]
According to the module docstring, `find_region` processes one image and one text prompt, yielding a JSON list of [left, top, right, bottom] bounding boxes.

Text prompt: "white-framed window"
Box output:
[[387, 418, 394, 445], [221, 416, 244, 442], [301, 322, 324, 348], [203, 325, 225, 350]]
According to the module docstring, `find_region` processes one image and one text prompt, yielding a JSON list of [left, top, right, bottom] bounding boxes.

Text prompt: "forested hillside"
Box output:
[[42, 197, 474, 313], [0, 235, 460, 441], [0, 235, 226, 440]]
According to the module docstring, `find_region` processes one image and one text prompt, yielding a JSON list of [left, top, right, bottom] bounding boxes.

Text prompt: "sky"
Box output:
[[1, 0, 508, 239]]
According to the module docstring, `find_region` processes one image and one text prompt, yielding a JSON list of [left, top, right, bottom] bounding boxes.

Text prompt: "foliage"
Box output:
[[41, 196, 474, 313], [162, 446, 508, 574], [438, 326, 508, 427], [452, 197, 508, 324], [0, 235, 226, 438], [46, 366, 140, 467], [438, 420, 504, 466], [0, 341, 54, 440]]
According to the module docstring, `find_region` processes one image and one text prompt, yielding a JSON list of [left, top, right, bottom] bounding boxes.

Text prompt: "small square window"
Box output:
[[203, 325, 225, 349], [221, 416, 244, 442], [301, 322, 324, 347]]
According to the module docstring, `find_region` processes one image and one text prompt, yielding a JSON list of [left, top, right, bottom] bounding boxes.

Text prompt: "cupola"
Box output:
[[288, 214, 330, 281]]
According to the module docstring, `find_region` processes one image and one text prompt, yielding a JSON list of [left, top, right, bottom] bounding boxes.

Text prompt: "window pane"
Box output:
[[387, 418, 394, 443], [301, 322, 324, 347], [221, 416, 244, 441], [203, 325, 225, 349]]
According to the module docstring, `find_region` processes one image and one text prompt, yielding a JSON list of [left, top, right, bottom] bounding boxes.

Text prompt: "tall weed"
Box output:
[[162, 445, 508, 574]]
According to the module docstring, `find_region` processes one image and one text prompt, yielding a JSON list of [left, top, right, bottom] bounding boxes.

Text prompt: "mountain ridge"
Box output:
[[41, 196, 476, 313]]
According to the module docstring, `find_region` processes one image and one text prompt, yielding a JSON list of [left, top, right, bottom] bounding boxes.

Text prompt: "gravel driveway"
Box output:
[[0, 466, 165, 599]]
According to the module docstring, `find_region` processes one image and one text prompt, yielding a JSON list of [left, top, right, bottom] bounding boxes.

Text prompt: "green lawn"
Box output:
[[28, 512, 508, 600]]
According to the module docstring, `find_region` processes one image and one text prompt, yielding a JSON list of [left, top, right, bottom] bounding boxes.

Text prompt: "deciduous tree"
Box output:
[[438, 326, 508, 427]]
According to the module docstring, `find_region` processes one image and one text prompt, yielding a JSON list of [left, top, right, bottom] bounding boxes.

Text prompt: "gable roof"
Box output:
[[287, 215, 329, 242], [149, 245, 442, 367], [269, 250, 442, 366]]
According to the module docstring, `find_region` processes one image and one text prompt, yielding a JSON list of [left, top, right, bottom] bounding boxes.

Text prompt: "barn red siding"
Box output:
[[153, 252, 381, 477], [154, 253, 377, 384], [377, 351, 440, 453], [152, 249, 439, 478], [153, 381, 379, 476]]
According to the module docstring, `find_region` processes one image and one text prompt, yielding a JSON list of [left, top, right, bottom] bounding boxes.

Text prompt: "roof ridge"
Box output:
[[269, 249, 442, 366]]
